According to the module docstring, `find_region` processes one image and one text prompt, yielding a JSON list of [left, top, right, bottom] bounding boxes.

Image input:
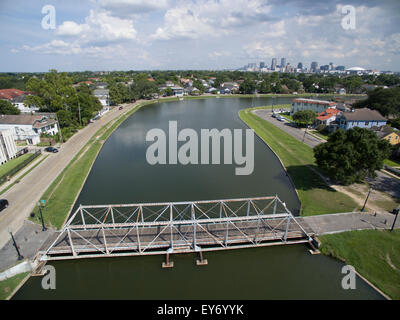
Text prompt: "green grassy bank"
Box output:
[[320, 230, 400, 300], [0, 153, 32, 177], [30, 101, 155, 230], [239, 107, 358, 216], [0, 272, 29, 300]]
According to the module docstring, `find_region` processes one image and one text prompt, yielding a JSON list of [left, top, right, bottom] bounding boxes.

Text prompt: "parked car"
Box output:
[[45, 147, 59, 153], [0, 199, 9, 211]]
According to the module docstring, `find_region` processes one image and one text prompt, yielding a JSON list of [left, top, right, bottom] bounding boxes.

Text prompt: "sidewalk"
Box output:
[[301, 211, 400, 236]]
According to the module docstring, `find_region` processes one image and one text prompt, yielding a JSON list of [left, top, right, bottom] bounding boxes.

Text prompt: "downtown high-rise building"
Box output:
[[260, 62, 265, 69], [298, 62, 303, 70], [271, 58, 277, 70], [281, 58, 286, 70], [311, 61, 319, 72]]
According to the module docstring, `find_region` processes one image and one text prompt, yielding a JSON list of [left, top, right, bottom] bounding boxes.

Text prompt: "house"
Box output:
[[373, 127, 400, 145], [291, 98, 337, 115], [337, 108, 387, 130], [94, 89, 110, 107], [0, 89, 39, 113], [316, 108, 341, 126], [220, 82, 239, 94], [0, 114, 59, 145], [11, 94, 39, 113], [94, 82, 108, 89], [186, 87, 200, 96], [0, 130, 18, 165], [171, 86, 184, 97]]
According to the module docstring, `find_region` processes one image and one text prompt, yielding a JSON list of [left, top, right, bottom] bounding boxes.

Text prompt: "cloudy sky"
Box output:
[[1, 0, 399, 72]]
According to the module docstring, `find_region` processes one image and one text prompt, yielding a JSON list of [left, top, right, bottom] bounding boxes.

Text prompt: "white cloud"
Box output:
[[62, 10, 137, 44], [153, 0, 272, 40], [25, 9, 138, 56], [260, 20, 286, 37], [56, 21, 85, 36]]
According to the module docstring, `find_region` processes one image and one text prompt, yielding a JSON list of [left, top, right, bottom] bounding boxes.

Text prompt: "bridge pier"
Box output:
[[162, 253, 174, 268], [196, 251, 208, 266]]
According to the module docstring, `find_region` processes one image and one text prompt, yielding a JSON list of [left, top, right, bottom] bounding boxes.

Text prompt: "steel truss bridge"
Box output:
[[39, 196, 315, 263]]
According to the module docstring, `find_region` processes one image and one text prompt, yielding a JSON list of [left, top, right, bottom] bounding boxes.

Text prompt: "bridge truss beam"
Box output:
[[39, 196, 314, 261]]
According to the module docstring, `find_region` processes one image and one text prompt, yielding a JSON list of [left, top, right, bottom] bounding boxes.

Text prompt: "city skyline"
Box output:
[[0, 0, 400, 72]]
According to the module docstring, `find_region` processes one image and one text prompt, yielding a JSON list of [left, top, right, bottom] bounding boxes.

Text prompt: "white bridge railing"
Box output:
[[39, 196, 314, 261]]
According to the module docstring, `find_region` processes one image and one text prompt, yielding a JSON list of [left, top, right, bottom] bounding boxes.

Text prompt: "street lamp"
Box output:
[[390, 206, 399, 232], [361, 185, 373, 212], [8, 229, 23, 260], [38, 201, 47, 231]]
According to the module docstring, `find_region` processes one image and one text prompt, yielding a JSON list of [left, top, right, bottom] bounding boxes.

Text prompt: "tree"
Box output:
[[354, 87, 400, 117], [0, 100, 21, 115], [24, 70, 101, 130], [314, 128, 391, 185], [293, 110, 317, 127], [129, 74, 159, 100], [239, 78, 256, 94], [109, 83, 129, 105], [193, 79, 205, 93]]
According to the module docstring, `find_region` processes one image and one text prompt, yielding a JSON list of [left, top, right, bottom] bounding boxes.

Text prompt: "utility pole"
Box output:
[[38, 201, 47, 231], [78, 101, 82, 127], [390, 205, 399, 232], [302, 125, 308, 143], [55, 113, 64, 144], [361, 186, 373, 212], [9, 229, 23, 260]]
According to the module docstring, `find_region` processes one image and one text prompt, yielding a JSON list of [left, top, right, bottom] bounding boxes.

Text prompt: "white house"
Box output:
[[0, 114, 59, 145], [338, 108, 387, 130], [94, 89, 110, 107], [11, 94, 39, 113], [291, 98, 337, 115], [0, 130, 18, 165]]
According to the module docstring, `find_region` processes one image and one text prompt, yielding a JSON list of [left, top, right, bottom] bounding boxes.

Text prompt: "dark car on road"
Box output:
[[45, 147, 59, 153], [0, 199, 9, 211]]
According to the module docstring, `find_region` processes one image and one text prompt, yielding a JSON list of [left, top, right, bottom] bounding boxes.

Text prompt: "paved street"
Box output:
[[253, 109, 324, 148], [0, 102, 139, 251]]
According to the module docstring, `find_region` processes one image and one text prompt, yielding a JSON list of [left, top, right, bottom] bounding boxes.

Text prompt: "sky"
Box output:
[[0, 0, 399, 72]]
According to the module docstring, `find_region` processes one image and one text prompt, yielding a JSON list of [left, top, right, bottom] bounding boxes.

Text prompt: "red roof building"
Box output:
[[0, 89, 25, 100], [317, 108, 341, 125]]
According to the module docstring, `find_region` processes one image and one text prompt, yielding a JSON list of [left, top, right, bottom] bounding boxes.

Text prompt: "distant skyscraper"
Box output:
[[260, 62, 265, 69], [311, 61, 319, 72], [298, 62, 303, 70], [281, 58, 286, 71], [271, 58, 277, 70]]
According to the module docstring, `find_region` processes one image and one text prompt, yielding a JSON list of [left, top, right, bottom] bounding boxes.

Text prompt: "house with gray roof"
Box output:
[[337, 108, 387, 130]]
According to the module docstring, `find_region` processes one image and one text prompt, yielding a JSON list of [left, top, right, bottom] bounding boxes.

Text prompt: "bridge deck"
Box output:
[[39, 218, 315, 261]]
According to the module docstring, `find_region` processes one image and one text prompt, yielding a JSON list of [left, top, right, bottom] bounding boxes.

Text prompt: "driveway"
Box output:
[[0, 102, 140, 250]]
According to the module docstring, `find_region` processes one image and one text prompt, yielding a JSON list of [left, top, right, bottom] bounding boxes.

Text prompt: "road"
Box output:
[[253, 109, 324, 148], [0, 102, 139, 251]]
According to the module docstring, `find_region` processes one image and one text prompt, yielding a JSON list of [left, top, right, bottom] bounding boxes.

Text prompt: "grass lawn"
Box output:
[[384, 158, 400, 168], [239, 107, 358, 216], [320, 230, 400, 300], [0, 153, 32, 177], [30, 101, 155, 229], [0, 272, 29, 300], [311, 130, 330, 140], [280, 113, 293, 122]]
